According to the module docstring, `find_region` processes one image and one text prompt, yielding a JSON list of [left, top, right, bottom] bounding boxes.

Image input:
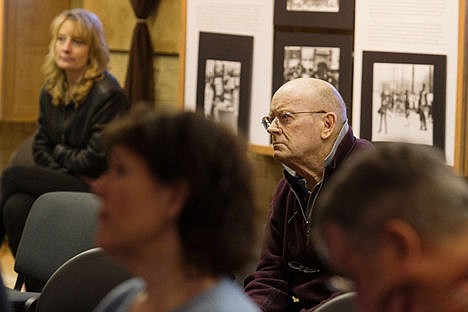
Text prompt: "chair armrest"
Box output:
[[5, 287, 40, 312]]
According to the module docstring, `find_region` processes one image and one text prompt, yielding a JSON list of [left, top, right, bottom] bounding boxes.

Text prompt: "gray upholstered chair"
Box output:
[[0, 134, 35, 197], [7, 191, 100, 311], [314, 292, 357, 312], [33, 248, 132, 312], [14, 191, 100, 288], [7, 134, 35, 167]]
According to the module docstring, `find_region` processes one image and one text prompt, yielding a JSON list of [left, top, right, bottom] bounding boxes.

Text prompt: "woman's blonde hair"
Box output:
[[42, 8, 110, 106]]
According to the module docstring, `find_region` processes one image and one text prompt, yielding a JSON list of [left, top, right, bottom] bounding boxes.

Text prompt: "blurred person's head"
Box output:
[[313, 142, 468, 312], [93, 108, 258, 278]]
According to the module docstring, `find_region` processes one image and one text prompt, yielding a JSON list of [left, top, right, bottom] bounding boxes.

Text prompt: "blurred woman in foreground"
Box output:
[[93, 109, 260, 312]]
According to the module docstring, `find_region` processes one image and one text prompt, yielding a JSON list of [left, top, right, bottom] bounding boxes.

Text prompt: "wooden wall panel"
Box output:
[[109, 52, 179, 109], [458, 0, 468, 174], [83, 0, 180, 54], [2, 0, 71, 121], [108, 52, 129, 86], [153, 55, 179, 109], [0, 0, 4, 109], [149, 0, 181, 54], [83, 0, 133, 51]]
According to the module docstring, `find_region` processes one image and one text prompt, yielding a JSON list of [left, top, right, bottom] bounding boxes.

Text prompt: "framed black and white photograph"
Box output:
[[196, 32, 253, 136], [360, 51, 446, 150], [273, 31, 353, 117], [275, 0, 355, 30]]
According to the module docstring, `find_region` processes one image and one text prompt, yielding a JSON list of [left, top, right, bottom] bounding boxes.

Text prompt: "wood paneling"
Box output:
[[149, 0, 181, 54], [109, 51, 179, 110], [0, 0, 4, 109], [456, 0, 467, 175], [83, 0, 133, 51], [177, 0, 186, 108], [1, 0, 70, 121], [154, 55, 179, 110], [83, 0, 180, 54]]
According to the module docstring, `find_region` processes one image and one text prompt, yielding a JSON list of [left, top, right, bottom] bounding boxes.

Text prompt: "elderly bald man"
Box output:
[[244, 78, 373, 312]]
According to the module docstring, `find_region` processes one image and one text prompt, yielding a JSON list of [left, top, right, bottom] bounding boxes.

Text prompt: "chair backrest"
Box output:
[[314, 292, 357, 312], [35, 248, 133, 312], [14, 191, 101, 285], [8, 134, 35, 167], [0, 134, 36, 196]]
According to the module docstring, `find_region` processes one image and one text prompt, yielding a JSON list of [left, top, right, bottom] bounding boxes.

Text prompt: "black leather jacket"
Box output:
[[33, 71, 129, 178]]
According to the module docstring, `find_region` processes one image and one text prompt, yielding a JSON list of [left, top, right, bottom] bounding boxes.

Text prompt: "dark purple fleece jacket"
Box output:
[[245, 127, 373, 312]]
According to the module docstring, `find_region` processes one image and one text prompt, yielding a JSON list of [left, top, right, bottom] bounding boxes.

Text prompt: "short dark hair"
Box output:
[[102, 108, 258, 276], [313, 142, 468, 257]]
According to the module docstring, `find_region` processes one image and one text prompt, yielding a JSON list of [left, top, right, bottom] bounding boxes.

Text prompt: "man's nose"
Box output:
[[267, 118, 281, 134]]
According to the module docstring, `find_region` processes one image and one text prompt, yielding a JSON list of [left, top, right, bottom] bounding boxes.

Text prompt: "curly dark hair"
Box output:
[[101, 108, 258, 277]]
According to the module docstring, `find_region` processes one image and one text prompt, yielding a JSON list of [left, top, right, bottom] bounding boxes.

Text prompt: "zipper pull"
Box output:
[[306, 220, 312, 246]]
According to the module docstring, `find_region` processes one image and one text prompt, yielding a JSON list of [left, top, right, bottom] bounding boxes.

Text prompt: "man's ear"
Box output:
[[381, 219, 423, 275], [321, 112, 337, 139]]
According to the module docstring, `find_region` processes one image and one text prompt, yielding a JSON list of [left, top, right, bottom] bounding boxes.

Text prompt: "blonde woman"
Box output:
[[0, 8, 129, 289]]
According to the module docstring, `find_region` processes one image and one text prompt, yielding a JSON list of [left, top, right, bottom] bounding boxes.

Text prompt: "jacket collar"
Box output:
[[327, 123, 357, 171], [282, 122, 352, 194], [324, 121, 349, 168]]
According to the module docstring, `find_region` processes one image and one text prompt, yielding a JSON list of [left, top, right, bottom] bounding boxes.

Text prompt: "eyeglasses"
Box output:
[[261, 110, 327, 130], [288, 260, 321, 274]]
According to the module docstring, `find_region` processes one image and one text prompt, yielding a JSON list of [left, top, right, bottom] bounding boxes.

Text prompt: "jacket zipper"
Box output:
[[289, 178, 325, 245]]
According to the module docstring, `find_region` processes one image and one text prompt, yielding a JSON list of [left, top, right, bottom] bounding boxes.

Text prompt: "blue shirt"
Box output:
[[94, 277, 260, 312]]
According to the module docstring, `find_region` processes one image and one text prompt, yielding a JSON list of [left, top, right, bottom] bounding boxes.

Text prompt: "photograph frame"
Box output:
[[196, 32, 253, 137], [273, 31, 354, 120], [360, 51, 447, 151], [274, 0, 355, 30]]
